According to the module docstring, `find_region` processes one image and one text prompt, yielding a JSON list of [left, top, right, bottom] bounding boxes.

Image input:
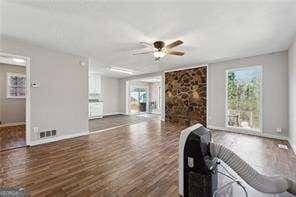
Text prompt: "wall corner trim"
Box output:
[[288, 138, 296, 155], [103, 112, 126, 117], [208, 125, 289, 141], [29, 131, 89, 146]]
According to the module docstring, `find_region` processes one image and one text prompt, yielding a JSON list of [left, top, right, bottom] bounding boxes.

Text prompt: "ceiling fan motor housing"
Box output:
[[154, 41, 165, 50]]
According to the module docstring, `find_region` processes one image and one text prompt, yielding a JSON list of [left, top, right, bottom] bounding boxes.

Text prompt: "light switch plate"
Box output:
[[188, 157, 194, 168], [31, 81, 40, 88], [33, 127, 39, 133]]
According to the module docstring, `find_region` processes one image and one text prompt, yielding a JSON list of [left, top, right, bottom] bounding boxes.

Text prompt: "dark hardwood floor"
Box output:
[[0, 123, 26, 151], [89, 113, 160, 132], [1, 120, 295, 196]]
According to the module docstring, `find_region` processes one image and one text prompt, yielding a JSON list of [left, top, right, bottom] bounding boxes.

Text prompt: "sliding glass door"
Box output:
[[226, 66, 262, 131], [148, 83, 161, 114], [130, 87, 148, 114]]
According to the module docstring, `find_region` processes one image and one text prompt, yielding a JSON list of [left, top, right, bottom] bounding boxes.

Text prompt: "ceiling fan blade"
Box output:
[[132, 51, 154, 55], [166, 40, 183, 49], [167, 51, 185, 56], [139, 42, 153, 48]]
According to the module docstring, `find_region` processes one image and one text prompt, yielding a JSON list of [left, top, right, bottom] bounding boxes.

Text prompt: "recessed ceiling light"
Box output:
[[109, 67, 133, 75], [12, 58, 26, 63]]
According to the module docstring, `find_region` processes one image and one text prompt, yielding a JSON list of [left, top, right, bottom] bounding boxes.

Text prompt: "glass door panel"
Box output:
[[130, 87, 148, 114], [148, 83, 161, 114]]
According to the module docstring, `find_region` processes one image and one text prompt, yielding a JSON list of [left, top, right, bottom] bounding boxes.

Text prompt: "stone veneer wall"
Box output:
[[165, 66, 207, 126]]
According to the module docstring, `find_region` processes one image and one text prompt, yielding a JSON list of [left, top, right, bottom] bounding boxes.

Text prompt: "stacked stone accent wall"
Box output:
[[165, 66, 207, 126]]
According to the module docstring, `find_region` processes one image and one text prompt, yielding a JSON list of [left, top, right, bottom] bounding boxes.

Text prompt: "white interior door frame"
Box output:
[[0, 52, 31, 145], [125, 80, 130, 115], [224, 65, 263, 133], [129, 83, 150, 114]]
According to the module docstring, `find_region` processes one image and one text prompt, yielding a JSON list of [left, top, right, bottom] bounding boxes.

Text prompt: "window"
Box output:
[[226, 66, 262, 131], [7, 73, 26, 98]]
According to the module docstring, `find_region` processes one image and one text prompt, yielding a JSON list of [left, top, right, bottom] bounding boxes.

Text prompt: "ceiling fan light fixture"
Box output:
[[153, 51, 165, 58], [134, 40, 184, 60], [109, 67, 133, 75]]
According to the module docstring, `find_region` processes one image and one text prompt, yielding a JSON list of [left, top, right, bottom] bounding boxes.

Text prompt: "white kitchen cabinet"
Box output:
[[89, 102, 103, 118], [89, 73, 101, 94], [89, 72, 103, 118]]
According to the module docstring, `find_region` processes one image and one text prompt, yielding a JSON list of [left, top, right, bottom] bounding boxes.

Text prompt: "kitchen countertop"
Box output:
[[89, 99, 104, 103]]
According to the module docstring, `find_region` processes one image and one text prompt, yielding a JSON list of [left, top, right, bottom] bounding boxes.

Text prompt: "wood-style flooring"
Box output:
[[89, 113, 160, 132], [1, 120, 295, 196], [0, 123, 26, 151]]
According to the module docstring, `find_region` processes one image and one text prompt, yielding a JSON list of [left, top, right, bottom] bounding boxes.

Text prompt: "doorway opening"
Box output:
[[129, 76, 162, 115], [0, 53, 30, 151], [130, 86, 148, 114]]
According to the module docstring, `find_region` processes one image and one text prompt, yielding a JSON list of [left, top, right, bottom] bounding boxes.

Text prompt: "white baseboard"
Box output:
[[88, 116, 103, 119], [288, 139, 296, 155], [29, 131, 89, 146], [0, 122, 25, 127], [103, 112, 126, 117], [208, 125, 289, 141], [90, 124, 130, 134], [89, 112, 126, 119]]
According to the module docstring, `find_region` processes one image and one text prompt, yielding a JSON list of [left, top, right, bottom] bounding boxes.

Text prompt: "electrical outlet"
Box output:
[[33, 127, 39, 133], [276, 128, 282, 133]]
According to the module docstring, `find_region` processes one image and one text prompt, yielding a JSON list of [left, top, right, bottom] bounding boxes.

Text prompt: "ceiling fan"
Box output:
[[133, 40, 185, 61]]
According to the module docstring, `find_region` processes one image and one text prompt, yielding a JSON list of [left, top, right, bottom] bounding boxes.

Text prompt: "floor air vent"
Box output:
[[39, 130, 57, 139]]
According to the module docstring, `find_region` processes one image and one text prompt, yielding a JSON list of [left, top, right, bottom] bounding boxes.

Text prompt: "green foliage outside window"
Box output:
[[226, 67, 261, 130]]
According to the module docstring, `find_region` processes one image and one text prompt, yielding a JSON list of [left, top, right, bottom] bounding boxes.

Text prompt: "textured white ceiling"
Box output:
[[2, 1, 296, 78], [134, 76, 162, 83]]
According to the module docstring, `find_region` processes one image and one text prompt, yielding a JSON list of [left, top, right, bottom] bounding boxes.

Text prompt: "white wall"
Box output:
[[101, 76, 122, 115], [1, 36, 89, 144], [208, 51, 289, 138], [289, 37, 296, 152]]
